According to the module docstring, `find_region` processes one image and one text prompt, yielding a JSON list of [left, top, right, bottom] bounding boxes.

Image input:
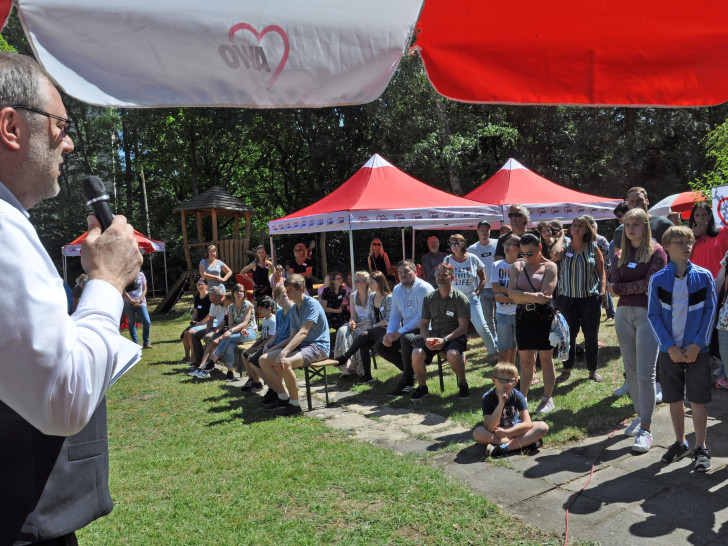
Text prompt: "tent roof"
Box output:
[[464, 159, 622, 223], [173, 186, 256, 216], [269, 154, 499, 234], [63, 229, 165, 256]]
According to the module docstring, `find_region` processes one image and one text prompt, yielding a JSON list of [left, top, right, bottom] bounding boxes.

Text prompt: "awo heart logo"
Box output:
[[219, 23, 290, 88]]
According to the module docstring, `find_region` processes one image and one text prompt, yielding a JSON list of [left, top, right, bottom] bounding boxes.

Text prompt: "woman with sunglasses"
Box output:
[[199, 244, 232, 289], [334, 271, 371, 376], [287, 243, 314, 294], [445, 234, 498, 357], [494, 204, 532, 260], [507, 233, 558, 413], [367, 239, 391, 276], [240, 245, 274, 301], [320, 271, 350, 330], [607, 208, 667, 452], [551, 215, 607, 383]]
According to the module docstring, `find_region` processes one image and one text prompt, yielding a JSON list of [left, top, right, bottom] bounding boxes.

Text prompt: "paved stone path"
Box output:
[[302, 380, 728, 545]]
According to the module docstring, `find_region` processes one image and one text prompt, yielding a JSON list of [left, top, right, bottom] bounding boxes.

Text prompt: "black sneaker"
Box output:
[[458, 382, 470, 399], [249, 382, 264, 393], [336, 355, 348, 367], [661, 441, 689, 464], [203, 362, 215, 371], [521, 439, 543, 453], [262, 388, 278, 404], [225, 370, 235, 382], [693, 447, 711, 472], [486, 443, 507, 458], [389, 381, 414, 397], [263, 398, 289, 411], [411, 385, 429, 401], [357, 375, 375, 385], [240, 378, 254, 391], [276, 403, 303, 417]]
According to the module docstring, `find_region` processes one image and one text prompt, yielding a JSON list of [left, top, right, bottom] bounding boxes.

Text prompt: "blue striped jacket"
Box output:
[[647, 260, 716, 353]]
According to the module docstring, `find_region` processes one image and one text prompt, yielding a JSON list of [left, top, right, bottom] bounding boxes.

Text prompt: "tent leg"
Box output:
[[63, 255, 67, 285], [164, 251, 168, 294], [412, 228, 415, 261], [401, 229, 405, 260], [149, 253, 155, 298], [348, 230, 355, 279], [270, 236, 276, 267]]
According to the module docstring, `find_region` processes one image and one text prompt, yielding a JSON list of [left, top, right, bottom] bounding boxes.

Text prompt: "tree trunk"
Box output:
[[319, 232, 327, 280], [121, 112, 134, 218], [134, 132, 152, 237], [433, 98, 462, 195], [186, 111, 199, 195]]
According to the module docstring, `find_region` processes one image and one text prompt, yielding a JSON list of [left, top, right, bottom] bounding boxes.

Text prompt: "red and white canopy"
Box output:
[[465, 159, 622, 224], [62, 229, 165, 257], [268, 154, 500, 235], [4, 0, 728, 107]]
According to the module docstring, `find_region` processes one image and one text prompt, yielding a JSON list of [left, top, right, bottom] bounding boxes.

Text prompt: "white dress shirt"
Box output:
[[0, 182, 122, 436]]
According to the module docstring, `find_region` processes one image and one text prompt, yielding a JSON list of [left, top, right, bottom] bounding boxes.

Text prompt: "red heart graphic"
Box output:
[[717, 197, 728, 226], [228, 23, 289, 89]]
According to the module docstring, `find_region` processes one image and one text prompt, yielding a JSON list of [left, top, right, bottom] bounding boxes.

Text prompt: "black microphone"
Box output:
[[81, 175, 140, 293], [81, 175, 114, 230]]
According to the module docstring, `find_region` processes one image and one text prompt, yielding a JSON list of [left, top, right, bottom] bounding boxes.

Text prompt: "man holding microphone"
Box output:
[[0, 52, 142, 544]]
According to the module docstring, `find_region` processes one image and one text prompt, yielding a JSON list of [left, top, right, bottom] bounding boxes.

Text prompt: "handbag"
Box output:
[[549, 311, 570, 361]]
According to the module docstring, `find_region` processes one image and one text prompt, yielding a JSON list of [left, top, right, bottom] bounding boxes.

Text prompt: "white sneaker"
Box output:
[[535, 397, 555, 414], [655, 382, 663, 404], [613, 382, 629, 397], [632, 429, 653, 452], [625, 417, 641, 437]]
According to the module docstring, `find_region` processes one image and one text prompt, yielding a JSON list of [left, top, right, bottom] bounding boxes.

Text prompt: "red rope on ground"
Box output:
[[563, 417, 628, 546]]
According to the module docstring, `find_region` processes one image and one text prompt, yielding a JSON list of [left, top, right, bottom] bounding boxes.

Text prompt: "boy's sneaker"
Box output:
[[535, 397, 554, 414], [203, 362, 215, 371], [486, 443, 508, 458], [613, 382, 629, 397], [225, 371, 235, 382], [241, 380, 264, 393], [239, 378, 254, 391], [715, 377, 728, 389], [276, 403, 303, 417], [263, 398, 289, 411], [357, 375, 375, 385], [693, 447, 711, 472], [411, 385, 429, 401], [521, 439, 543, 453], [261, 388, 278, 404], [661, 441, 689, 464], [632, 429, 653, 453], [188, 368, 200, 376], [655, 382, 663, 404], [624, 417, 642, 437], [389, 380, 414, 397], [458, 382, 470, 399]]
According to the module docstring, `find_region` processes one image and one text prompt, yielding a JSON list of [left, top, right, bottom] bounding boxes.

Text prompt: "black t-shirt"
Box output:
[[287, 259, 314, 293], [481, 388, 528, 428], [193, 293, 211, 320]]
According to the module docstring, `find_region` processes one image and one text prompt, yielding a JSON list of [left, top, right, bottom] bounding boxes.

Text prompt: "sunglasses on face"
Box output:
[[523, 250, 537, 257], [372, 242, 381, 246], [449, 242, 460, 246], [508, 212, 524, 218]]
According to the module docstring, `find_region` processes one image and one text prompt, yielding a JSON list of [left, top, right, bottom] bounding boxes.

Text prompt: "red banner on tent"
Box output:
[[415, 0, 728, 106]]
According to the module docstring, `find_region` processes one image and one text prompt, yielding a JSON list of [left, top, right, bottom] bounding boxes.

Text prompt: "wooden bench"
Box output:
[[303, 359, 340, 411]]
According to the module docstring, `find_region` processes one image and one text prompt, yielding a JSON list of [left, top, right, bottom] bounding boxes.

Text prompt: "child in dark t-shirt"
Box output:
[[474, 362, 549, 458]]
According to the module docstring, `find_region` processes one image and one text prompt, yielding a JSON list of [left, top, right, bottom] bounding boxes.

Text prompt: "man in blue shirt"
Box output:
[[374, 260, 435, 396], [260, 274, 330, 416]]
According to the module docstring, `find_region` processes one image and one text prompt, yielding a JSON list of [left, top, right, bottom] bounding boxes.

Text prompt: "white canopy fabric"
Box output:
[[14, 0, 422, 108]]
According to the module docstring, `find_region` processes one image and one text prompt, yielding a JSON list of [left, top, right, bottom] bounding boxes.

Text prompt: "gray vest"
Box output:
[[0, 399, 112, 545]]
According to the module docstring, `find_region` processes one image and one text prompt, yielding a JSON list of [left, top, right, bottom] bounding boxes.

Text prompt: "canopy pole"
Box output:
[[164, 250, 168, 294], [349, 230, 355, 279], [412, 228, 416, 261], [269, 236, 276, 268], [63, 252, 67, 285], [401, 229, 405, 260], [149, 253, 155, 297]]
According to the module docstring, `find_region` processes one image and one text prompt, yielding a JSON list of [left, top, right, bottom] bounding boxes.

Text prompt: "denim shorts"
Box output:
[[496, 312, 516, 352]]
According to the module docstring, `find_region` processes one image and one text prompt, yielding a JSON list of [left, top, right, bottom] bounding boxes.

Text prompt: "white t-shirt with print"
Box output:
[[490, 260, 516, 315]]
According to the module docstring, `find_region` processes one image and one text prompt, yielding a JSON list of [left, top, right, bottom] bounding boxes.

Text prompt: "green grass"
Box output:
[[79, 295, 563, 545]]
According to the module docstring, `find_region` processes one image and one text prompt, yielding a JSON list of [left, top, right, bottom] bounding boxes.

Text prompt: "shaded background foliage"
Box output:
[[3, 9, 728, 293]]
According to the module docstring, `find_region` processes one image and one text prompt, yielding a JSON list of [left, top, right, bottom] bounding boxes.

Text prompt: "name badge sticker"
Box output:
[[566, 252, 574, 258], [628, 262, 637, 269], [446, 310, 454, 317]]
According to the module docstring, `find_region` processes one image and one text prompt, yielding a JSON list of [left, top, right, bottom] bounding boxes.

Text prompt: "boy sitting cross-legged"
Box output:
[[473, 362, 549, 458]]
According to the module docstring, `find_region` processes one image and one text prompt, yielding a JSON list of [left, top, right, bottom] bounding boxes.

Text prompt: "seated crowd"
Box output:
[[177, 187, 728, 469]]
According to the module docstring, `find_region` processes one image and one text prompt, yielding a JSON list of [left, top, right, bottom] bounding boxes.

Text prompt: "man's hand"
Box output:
[[382, 332, 400, 347], [82, 215, 142, 294], [668, 345, 685, 363], [683, 343, 701, 363]]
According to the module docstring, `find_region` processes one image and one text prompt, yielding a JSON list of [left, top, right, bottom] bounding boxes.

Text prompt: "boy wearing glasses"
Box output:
[[648, 226, 716, 471], [473, 362, 549, 458]]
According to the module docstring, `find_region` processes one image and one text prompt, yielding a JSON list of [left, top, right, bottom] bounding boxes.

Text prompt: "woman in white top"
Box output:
[[334, 271, 371, 376], [445, 233, 498, 356]]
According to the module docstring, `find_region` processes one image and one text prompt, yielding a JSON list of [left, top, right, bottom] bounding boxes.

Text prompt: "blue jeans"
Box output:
[[124, 304, 151, 346], [215, 330, 258, 368], [470, 295, 497, 354], [479, 287, 498, 347]]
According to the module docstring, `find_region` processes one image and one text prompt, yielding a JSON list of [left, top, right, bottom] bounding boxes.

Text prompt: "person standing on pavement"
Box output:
[[468, 220, 499, 350]]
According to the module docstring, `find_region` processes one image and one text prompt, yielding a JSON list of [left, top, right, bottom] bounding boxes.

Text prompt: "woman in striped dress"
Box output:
[[551, 215, 607, 382]]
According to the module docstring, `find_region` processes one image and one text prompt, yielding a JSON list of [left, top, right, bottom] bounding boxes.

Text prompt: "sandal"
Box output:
[[555, 371, 571, 384], [589, 372, 604, 383], [530, 375, 541, 386]]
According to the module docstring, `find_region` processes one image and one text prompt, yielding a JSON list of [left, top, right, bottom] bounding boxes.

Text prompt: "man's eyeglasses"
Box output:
[[13, 105, 71, 138], [671, 240, 694, 248], [494, 377, 517, 385], [508, 212, 524, 218]]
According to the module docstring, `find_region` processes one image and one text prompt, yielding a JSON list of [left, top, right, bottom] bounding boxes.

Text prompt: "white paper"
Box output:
[[108, 336, 142, 387]]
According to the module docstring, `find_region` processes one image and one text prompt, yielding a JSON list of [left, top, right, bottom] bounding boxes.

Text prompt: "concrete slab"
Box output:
[[463, 465, 558, 508], [393, 438, 437, 455], [560, 465, 670, 506], [323, 411, 375, 431], [515, 448, 605, 486]]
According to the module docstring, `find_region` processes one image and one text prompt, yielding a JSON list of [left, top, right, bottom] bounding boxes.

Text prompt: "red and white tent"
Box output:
[[464, 159, 622, 224], [4, 0, 728, 108], [62, 229, 168, 294], [268, 153, 500, 272]]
